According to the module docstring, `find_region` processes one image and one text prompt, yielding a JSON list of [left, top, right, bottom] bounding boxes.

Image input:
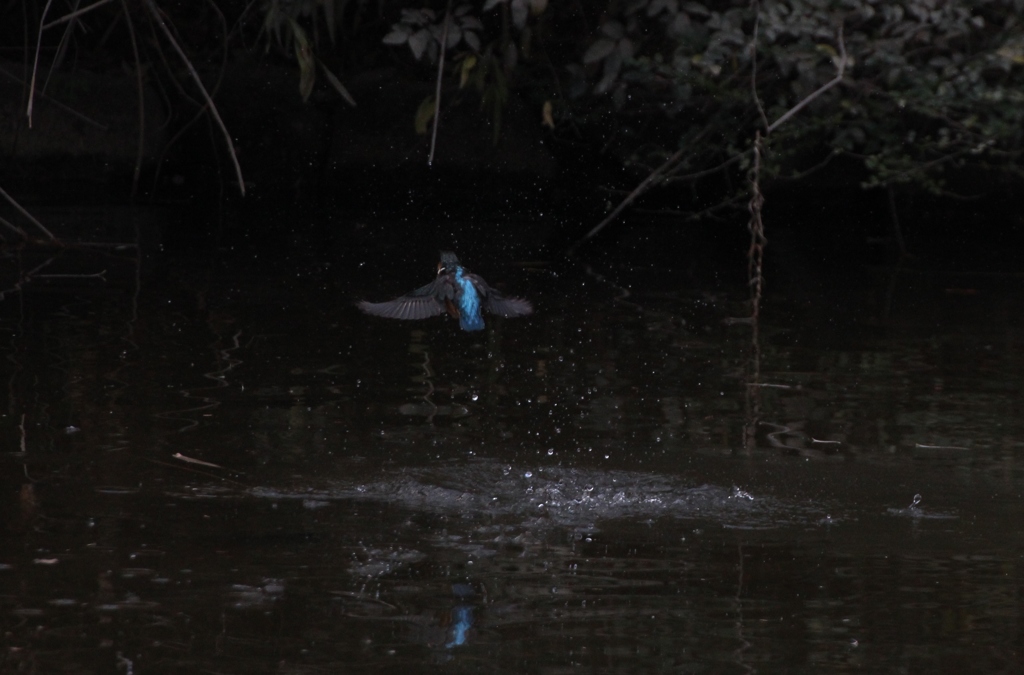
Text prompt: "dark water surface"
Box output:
[[1, 227, 1022, 674]]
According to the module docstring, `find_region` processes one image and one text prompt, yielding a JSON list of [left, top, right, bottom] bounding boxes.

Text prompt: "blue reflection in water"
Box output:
[[445, 605, 473, 648], [445, 583, 476, 649]]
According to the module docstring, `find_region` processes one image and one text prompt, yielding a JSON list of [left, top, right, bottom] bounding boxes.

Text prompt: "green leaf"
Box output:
[[288, 18, 316, 102], [460, 55, 477, 89], [415, 96, 436, 134]]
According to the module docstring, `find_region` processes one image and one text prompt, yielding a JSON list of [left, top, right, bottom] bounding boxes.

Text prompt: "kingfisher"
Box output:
[[358, 251, 532, 331]]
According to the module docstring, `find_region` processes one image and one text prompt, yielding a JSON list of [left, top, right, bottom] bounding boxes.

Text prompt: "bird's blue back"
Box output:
[[454, 267, 484, 331]]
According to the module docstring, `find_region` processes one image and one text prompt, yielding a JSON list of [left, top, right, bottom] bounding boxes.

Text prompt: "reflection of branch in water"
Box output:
[[34, 270, 107, 280], [153, 395, 217, 433], [741, 131, 763, 453], [101, 228, 144, 419], [0, 239, 141, 301], [0, 184, 59, 242], [408, 329, 437, 424], [732, 541, 753, 674], [742, 340, 761, 454], [205, 329, 244, 388], [153, 330, 243, 433], [443, 605, 474, 649], [0, 256, 56, 301]]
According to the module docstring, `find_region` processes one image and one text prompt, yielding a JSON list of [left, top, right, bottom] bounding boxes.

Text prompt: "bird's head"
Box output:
[[438, 250, 461, 275]]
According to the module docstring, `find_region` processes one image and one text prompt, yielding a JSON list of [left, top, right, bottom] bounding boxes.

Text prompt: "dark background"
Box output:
[[2, 0, 1023, 279]]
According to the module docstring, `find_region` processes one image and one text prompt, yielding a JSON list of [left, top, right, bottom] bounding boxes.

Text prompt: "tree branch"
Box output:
[[767, 24, 846, 135], [429, 0, 453, 167]]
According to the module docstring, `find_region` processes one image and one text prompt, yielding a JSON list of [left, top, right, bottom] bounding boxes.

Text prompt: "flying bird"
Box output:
[[358, 251, 532, 331]]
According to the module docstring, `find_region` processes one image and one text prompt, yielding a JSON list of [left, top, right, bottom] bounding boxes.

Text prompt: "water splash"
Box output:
[[250, 460, 827, 532], [886, 493, 957, 520]]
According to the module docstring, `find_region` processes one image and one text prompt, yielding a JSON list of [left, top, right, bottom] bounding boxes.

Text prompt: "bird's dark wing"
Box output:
[[358, 279, 449, 320], [406, 277, 453, 298], [464, 273, 533, 317], [486, 294, 533, 317], [358, 296, 446, 320]]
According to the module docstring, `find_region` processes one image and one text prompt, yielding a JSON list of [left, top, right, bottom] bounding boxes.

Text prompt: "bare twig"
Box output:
[[568, 121, 718, 251], [0, 256, 57, 300], [747, 131, 766, 320], [121, 0, 145, 201], [681, 194, 746, 222], [27, 0, 56, 128], [772, 148, 841, 182], [629, 195, 745, 223], [44, 0, 80, 93], [144, 12, 199, 106], [664, 153, 743, 182], [0, 216, 28, 239], [227, 0, 262, 46], [142, 0, 246, 196], [1, 66, 109, 130], [428, 1, 453, 167], [205, 0, 230, 87], [750, 0, 769, 133], [569, 146, 685, 252], [42, 0, 115, 29]]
